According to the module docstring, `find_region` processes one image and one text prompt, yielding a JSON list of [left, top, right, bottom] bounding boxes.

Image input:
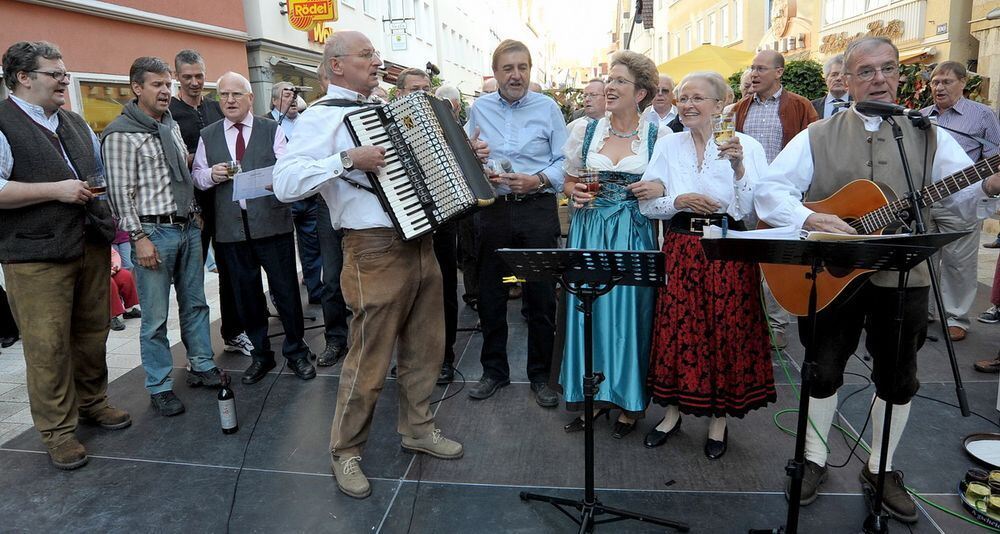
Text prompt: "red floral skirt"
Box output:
[[647, 231, 776, 418]]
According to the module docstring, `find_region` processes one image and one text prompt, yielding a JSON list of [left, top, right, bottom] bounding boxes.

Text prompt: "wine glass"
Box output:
[[86, 174, 107, 200], [713, 112, 736, 146], [577, 167, 600, 209]]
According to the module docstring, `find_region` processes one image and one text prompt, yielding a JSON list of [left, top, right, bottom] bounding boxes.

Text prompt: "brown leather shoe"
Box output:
[[80, 405, 132, 430], [948, 326, 967, 341], [860, 467, 919, 523], [48, 437, 88, 470], [975, 356, 1000, 373]]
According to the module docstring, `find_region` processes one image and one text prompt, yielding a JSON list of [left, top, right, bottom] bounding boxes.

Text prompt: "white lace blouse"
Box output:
[[637, 131, 767, 221], [563, 117, 668, 176]]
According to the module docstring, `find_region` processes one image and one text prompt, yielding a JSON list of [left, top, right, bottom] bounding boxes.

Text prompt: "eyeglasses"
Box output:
[[218, 92, 247, 101], [605, 77, 636, 87], [748, 65, 772, 73], [930, 78, 960, 88], [31, 70, 70, 82], [582, 92, 603, 99], [334, 49, 382, 61], [847, 64, 899, 82], [676, 96, 720, 105], [655, 88, 673, 95]]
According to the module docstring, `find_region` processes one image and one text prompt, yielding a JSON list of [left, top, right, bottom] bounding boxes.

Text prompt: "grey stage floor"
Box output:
[[3, 279, 1000, 533]]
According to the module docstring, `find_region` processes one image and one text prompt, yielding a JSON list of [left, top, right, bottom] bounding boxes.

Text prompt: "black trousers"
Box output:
[[196, 188, 243, 341], [798, 282, 928, 404], [457, 214, 479, 302], [316, 197, 350, 348], [215, 231, 310, 364], [433, 221, 458, 367], [477, 194, 560, 384], [0, 286, 18, 339], [291, 197, 324, 303]]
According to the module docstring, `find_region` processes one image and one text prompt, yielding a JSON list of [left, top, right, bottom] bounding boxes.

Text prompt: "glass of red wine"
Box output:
[[577, 167, 600, 209]]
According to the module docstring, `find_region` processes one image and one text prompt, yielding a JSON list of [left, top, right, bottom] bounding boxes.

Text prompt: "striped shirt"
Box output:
[[102, 122, 189, 233], [921, 97, 1000, 161], [742, 87, 784, 163]]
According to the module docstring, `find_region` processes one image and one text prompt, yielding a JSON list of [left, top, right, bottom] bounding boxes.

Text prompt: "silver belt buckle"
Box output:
[[689, 217, 712, 233]]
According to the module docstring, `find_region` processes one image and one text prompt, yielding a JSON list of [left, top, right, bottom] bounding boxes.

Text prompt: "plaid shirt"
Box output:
[[921, 97, 1000, 161], [743, 87, 784, 163], [102, 123, 188, 233]]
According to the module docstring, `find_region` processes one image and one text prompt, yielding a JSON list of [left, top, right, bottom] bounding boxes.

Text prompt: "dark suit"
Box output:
[[811, 94, 851, 119]]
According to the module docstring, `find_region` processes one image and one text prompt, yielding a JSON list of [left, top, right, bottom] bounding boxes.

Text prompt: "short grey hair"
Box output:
[[321, 32, 352, 81], [844, 37, 899, 72], [271, 81, 293, 107], [216, 71, 251, 93], [823, 54, 845, 77], [678, 71, 729, 101], [174, 49, 205, 72], [435, 85, 460, 101]]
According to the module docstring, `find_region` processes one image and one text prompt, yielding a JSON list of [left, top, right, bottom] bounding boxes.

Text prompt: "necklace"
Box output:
[[608, 123, 639, 138]]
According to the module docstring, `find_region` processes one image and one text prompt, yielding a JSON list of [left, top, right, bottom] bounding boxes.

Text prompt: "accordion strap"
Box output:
[[314, 98, 379, 193]]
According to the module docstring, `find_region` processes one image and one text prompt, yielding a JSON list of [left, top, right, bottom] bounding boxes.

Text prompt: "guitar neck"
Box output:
[[859, 154, 1000, 234]]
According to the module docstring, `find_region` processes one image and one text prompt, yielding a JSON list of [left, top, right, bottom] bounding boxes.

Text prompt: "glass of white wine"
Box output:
[[713, 112, 736, 146]]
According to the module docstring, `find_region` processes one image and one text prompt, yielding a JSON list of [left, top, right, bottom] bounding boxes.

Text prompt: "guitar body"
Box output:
[[759, 180, 899, 316]]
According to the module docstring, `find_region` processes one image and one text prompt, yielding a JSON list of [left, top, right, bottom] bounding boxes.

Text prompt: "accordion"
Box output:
[[344, 92, 495, 241]]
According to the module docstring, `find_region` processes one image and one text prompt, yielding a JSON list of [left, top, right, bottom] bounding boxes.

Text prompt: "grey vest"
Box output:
[[200, 116, 292, 243], [0, 99, 115, 262], [807, 111, 937, 287]]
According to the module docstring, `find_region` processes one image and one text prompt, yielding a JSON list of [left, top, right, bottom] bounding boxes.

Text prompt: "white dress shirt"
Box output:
[[822, 93, 849, 119], [272, 84, 391, 230], [191, 114, 287, 208], [755, 107, 996, 231], [644, 105, 678, 130]]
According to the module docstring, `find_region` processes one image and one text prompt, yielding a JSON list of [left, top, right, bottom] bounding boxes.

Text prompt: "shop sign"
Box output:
[[287, 0, 337, 31], [391, 31, 408, 51], [819, 19, 904, 54], [309, 22, 334, 44]]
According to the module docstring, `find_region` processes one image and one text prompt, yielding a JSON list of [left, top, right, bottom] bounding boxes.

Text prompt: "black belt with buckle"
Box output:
[[669, 212, 743, 235], [139, 214, 188, 225], [496, 192, 553, 203]]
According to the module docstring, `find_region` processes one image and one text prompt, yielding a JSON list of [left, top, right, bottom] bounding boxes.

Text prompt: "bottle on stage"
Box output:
[[218, 372, 238, 434]]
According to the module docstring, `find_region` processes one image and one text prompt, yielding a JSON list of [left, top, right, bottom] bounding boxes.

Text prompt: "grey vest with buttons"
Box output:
[[0, 99, 115, 262], [199, 116, 292, 243], [806, 110, 937, 287]]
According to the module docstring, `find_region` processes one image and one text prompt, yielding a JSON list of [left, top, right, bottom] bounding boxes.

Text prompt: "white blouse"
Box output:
[[638, 131, 767, 221], [563, 117, 669, 176]]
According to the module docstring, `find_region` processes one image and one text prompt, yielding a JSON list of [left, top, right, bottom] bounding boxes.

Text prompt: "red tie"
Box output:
[[234, 122, 245, 162]]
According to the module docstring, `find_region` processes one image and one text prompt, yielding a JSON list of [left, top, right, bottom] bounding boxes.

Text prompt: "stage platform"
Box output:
[[2, 277, 1000, 534]]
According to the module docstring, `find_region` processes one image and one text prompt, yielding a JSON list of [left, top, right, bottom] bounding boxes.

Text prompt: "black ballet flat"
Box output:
[[611, 420, 636, 439], [643, 417, 682, 448], [704, 427, 728, 460], [563, 408, 610, 433]]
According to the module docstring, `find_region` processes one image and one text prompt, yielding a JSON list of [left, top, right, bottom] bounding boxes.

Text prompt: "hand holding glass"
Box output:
[[86, 174, 107, 199], [226, 161, 242, 178], [576, 168, 600, 209], [713, 112, 736, 146]]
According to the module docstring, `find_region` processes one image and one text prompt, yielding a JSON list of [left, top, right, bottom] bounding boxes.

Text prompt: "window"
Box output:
[[340, 0, 354, 7], [824, 0, 877, 25], [735, 0, 743, 39], [721, 5, 730, 42], [765, 0, 772, 29], [79, 80, 132, 135], [696, 19, 704, 44], [685, 25, 692, 51], [675, 35, 681, 57], [412, 0, 421, 37], [658, 36, 665, 61], [363, 0, 375, 15], [708, 13, 716, 44]]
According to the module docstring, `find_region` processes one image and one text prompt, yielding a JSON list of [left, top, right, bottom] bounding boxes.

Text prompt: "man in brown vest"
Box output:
[[0, 41, 131, 470], [755, 37, 1000, 524]]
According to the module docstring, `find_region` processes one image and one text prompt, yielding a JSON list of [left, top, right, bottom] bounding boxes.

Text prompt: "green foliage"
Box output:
[[542, 88, 584, 123], [728, 70, 744, 100], [781, 60, 826, 100], [898, 64, 987, 109]]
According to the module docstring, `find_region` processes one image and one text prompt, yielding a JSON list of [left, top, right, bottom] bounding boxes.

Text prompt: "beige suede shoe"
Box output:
[[332, 455, 371, 499], [401, 428, 463, 459]]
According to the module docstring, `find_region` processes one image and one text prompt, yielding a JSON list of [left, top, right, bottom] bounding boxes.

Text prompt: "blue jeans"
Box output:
[[133, 222, 216, 394], [112, 241, 133, 270], [292, 198, 323, 303]]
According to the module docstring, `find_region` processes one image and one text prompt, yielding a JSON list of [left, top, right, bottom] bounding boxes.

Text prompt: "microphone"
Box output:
[[500, 159, 513, 173], [853, 100, 923, 119], [289, 85, 314, 93]]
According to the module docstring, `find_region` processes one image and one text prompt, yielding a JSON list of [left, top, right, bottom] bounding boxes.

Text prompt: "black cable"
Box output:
[[430, 366, 466, 406], [404, 453, 424, 534], [224, 360, 287, 533], [828, 369, 875, 469]]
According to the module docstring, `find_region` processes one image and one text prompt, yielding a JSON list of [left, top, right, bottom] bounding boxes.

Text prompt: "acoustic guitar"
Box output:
[[760, 154, 1000, 316]]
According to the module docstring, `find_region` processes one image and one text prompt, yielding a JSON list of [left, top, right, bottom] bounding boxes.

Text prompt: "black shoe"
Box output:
[[704, 427, 728, 460], [122, 307, 142, 319], [389, 365, 397, 379], [150, 391, 185, 417], [242, 360, 276, 384], [0, 335, 19, 348], [436, 364, 454, 386], [563, 408, 611, 432], [644, 417, 682, 448], [785, 460, 827, 506], [468, 376, 510, 400], [860, 467, 919, 523], [611, 419, 636, 439], [289, 356, 316, 380], [530, 382, 558, 408], [186, 367, 222, 388], [318, 343, 346, 367], [110, 316, 126, 331]]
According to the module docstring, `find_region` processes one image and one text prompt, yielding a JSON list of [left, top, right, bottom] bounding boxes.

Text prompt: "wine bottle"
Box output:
[[218, 372, 238, 434]]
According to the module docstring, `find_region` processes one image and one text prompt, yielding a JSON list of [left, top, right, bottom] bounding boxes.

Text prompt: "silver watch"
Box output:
[[340, 151, 354, 172]]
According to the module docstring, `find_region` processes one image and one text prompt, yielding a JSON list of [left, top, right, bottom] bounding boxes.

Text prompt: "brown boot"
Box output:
[[974, 354, 1000, 374], [80, 405, 132, 430], [48, 437, 88, 470]]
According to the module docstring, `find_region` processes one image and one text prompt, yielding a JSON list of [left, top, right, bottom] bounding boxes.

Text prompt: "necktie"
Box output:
[[234, 122, 245, 162], [831, 98, 844, 115]]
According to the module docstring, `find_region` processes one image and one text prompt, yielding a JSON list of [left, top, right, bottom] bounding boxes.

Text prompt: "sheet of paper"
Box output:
[[702, 225, 800, 240], [231, 165, 274, 201]]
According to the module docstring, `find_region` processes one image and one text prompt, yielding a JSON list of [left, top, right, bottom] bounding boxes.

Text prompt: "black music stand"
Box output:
[[702, 232, 965, 534], [498, 248, 688, 534]]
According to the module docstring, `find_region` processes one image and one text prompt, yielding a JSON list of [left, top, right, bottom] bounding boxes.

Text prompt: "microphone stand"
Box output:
[[275, 87, 303, 126]]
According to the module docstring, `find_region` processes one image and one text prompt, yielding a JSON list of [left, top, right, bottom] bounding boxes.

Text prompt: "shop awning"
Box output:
[[899, 47, 936, 64], [274, 59, 321, 78], [656, 45, 755, 80]]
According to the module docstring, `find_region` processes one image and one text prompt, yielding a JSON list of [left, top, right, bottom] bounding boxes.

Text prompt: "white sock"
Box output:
[[804, 394, 838, 467], [868, 397, 910, 473], [656, 405, 680, 432], [708, 415, 727, 441]]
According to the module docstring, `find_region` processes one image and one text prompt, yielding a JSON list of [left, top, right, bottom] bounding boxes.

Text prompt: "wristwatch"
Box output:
[[129, 229, 148, 242], [340, 151, 354, 172]]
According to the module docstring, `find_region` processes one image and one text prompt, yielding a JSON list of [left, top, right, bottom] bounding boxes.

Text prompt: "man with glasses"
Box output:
[[811, 54, 850, 119], [643, 74, 682, 132], [168, 49, 253, 359], [567, 78, 606, 131], [755, 37, 1000, 524], [274, 31, 479, 499], [103, 57, 222, 417], [0, 40, 130, 470], [918, 62, 1000, 344]]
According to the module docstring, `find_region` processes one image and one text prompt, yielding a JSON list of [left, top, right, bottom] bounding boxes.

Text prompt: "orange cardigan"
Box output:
[[733, 88, 819, 150]]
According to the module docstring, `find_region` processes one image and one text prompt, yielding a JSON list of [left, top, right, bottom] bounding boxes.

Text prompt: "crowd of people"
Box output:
[[2, 31, 1000, 527]]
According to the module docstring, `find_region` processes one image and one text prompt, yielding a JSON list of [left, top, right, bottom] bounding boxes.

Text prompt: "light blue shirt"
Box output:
[[464, 91, 567, 195], [271, 109, 296, 139], [0, 95, 104, 192]]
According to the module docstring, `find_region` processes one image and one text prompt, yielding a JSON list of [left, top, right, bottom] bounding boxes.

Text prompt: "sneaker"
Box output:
[[187, 367, 223, 388], [401, 428, 464, 459], [224, 333, 253, 356], [332, 455, 371, 499], [79, 405, 132, 430], [48, 437, 88, 470], [785, 460, 827, 505], [150, 391, 185, 417], [122, 307, 142, 319], [110, 316, 126, 331], [979, 305, 1000, 324], [860, 467, 919, 524]]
